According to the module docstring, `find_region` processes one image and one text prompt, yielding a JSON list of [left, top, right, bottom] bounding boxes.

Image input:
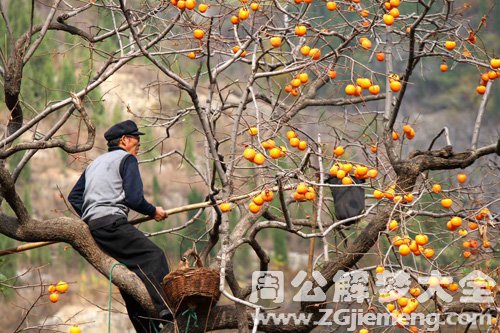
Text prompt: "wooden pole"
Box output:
[[0, 184, 295, 257]]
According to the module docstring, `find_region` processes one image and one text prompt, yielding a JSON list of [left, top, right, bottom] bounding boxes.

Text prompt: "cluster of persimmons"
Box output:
[[47, 280, 69, 303], [179, 0, 498, 100]]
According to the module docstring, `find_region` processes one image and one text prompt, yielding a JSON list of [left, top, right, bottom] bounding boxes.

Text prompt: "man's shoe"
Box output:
[[159, 309, 174, 322]]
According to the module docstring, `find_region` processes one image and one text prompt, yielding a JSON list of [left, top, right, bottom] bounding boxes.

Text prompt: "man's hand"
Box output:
[[154, 206, 168, 221]]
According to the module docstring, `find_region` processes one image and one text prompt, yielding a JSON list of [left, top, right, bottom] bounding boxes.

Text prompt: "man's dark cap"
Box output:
[[104, 120, 145, 141]]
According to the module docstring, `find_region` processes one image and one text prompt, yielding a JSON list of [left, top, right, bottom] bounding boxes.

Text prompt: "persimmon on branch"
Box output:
[[149, 1, 499, 331], [169, 143, 497, 332], [0, 1, 497, 332]]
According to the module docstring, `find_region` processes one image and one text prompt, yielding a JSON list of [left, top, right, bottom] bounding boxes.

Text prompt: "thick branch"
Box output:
[[161, 304, 321, 333], [0, 213, 156, 314], [410, 144, 497, 171], [443, 302, 497, 315]]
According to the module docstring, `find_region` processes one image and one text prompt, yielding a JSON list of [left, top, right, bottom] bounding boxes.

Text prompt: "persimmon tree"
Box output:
[[0, 0, 498, 332]]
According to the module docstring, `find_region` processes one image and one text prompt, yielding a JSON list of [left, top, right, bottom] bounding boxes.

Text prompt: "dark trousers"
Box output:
[[89, 215, 170, 333]]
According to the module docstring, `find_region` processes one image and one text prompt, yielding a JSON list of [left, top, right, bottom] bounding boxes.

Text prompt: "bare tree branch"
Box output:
[[23, 0, 62, 64]]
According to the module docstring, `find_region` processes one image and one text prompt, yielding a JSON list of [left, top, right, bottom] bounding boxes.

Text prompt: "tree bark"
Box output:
[[4, 49, 23, 139]]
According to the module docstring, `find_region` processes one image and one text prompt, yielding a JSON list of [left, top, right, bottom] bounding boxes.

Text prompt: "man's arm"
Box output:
[[68, 172, 86, 217], [121, 155, 162, 218]]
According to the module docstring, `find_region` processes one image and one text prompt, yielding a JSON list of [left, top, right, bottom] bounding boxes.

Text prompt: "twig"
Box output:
[[427, 127, 451, 151], [23, 0, 62, 64], [471, 80, 492, 150], [316, 133, 328, 262], [251, 307, 261, 333], [277, 177, 292, 230]]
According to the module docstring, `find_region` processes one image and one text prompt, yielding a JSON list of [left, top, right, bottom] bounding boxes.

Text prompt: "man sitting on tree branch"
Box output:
[[68, 120, 173, 332]]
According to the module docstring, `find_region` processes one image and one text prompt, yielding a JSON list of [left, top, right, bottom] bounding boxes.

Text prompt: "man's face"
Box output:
[[120, 135, 141, 156]]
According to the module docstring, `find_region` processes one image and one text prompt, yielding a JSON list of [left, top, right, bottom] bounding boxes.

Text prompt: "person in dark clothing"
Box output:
[[325, 175, 366, 227], [68, 120, 173, 332]]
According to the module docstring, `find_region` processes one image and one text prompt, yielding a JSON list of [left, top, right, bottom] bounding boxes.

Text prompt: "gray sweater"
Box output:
[[68, 148, 156, 222]]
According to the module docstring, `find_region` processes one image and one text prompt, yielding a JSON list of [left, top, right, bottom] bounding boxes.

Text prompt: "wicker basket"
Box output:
[[162, 249, 220, 314]]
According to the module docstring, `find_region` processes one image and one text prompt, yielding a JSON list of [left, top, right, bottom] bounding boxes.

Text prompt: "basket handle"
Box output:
[[180, 249, 203, 268]]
